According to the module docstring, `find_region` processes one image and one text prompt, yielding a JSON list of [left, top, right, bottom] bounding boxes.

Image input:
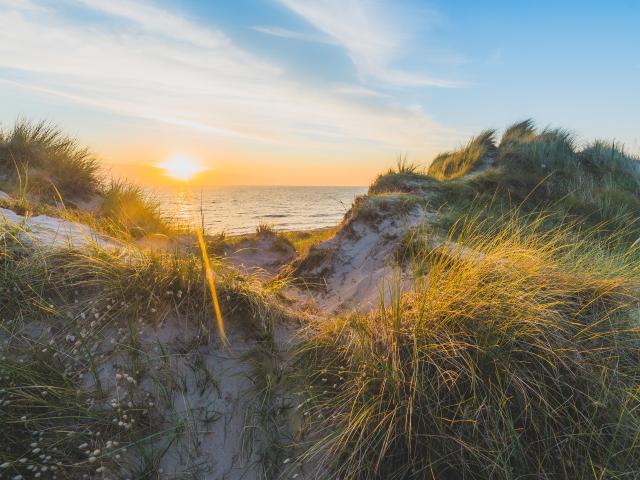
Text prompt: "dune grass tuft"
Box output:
[[281, 227, 338, 256], [428, 129, 497, 180], [393, 155, 421, 175], [0, 119, 100, 200], [297, 215, 640, 479], [499, 118, 537, 146], [98, 179, 172, 238], [0, 119, 175, 238], [0, 219, 290, 478]]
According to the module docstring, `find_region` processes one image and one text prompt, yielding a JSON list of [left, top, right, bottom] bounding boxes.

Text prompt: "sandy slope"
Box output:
[[0, 180, 439, 479], [0, 206, 115, 249]]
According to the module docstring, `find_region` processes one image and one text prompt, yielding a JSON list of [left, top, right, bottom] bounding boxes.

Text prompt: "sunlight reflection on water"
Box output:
[[152, 185, 367, 235]]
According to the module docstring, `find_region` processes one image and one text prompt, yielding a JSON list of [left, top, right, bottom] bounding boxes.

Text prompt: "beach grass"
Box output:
[[281, 227, 338, 256], [0, 219, 290, 478], [0, 119, 175, 240], [0, 119, 100, 200], [427, 129, 497, 180], [296, 214, 640, 479], [2, 116, 640, 479]]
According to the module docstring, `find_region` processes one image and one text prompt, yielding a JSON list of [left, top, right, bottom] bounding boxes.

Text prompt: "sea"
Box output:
[[153, 185, 367, 235]]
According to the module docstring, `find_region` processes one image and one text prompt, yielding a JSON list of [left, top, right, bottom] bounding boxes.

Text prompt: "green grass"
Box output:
[[348, 193, 427, 226], [499, 118, 537, 146], [427, 129, 497, 180], [296, 215, 640, 479], [0, 220, 291, 478], [0, 119, 175, 239], [365, 120, 640, 243], [3, 115, 640, 479], [281, 227, 337, 256], [0, 119, 100, 200]]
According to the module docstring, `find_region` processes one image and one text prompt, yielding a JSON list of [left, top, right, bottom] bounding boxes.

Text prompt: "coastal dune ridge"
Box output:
[[1, 118, 640, 479]]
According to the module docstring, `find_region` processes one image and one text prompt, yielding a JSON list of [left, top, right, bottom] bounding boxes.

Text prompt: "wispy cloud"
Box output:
[[0, 0, 458, 157], [75, 0, 238, 51], [332, 84, 387, 98], [0, 0, 43, 9], [277, 0, 464, 88], [252, 25, 336, 44]]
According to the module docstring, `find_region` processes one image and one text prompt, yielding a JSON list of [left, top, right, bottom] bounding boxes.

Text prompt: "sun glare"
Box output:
[[158, 154, 205, 181]]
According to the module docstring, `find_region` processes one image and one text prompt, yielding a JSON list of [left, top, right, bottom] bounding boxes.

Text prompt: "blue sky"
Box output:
[[0, 0, 638, 185]]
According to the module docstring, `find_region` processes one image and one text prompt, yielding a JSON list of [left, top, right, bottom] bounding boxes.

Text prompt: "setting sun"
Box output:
[[157, 154, 205, 181]]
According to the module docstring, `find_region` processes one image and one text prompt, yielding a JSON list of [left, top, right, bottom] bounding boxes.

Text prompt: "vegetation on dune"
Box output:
[[370, 119, 640, 242], [3, 114, 640, 479], [0, 222, 289, 478], [292, 123, 640, 477], [98, 179, 171, 238], [298, 216, 640, 479], [281, 227, 338, 257], [0, 119, 172, 238], [0, 119, 100, 200], [427, 129, 497, 180]]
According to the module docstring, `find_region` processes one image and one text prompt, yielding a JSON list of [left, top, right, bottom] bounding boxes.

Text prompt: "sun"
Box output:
[[158, 154, 205, 181]]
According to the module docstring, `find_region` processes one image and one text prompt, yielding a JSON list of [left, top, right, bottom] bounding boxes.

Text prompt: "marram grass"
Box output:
[[0, 222, 289, 479], [297, 216, 640, 480]]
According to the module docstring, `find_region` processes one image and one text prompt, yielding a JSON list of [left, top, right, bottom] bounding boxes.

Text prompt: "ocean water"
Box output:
[[153, 185, 367, 235]]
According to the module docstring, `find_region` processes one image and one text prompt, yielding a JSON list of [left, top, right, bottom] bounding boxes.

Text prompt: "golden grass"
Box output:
[[281, 227, 338, 256], [297, 215, 640, 479]]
